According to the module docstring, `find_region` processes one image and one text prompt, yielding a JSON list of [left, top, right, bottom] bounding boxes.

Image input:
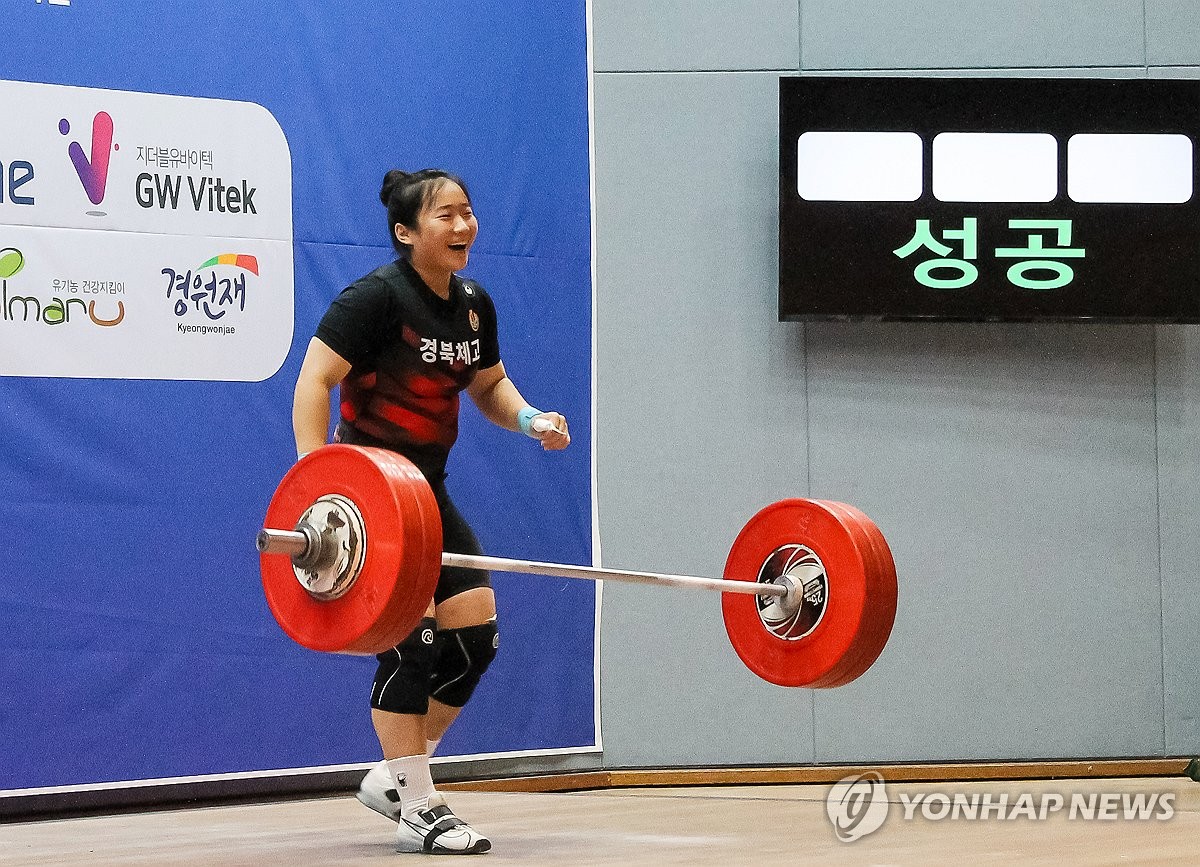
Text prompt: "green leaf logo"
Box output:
[[0, 248, 24, 279]]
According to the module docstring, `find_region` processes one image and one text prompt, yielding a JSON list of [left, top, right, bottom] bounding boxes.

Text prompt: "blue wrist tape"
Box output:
[[517, 406, 542, 435]]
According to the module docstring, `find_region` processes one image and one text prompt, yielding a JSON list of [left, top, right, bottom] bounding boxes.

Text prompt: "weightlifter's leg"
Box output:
[[366, 598, 490, 854], [369, 600, 437, 812], [423, 484, 499, 750], [360, 588, 498, 813], [371, 611, 435, 743], [426, 586, 498, 748]]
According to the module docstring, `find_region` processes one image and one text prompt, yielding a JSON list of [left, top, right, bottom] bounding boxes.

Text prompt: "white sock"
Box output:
[[426, 738, 441, 757], [386, 755, 435, 816]]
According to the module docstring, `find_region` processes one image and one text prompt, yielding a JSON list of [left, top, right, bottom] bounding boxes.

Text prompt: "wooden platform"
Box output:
[[2, 776, 1197, 865], [439, 758, 1194, 792]]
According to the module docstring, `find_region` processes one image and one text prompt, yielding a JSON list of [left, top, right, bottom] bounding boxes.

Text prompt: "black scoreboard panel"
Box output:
[[779, 77, 1200, 322]]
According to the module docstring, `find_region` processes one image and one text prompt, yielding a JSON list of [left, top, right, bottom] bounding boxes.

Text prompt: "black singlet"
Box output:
[[314, 258, 501, 480]]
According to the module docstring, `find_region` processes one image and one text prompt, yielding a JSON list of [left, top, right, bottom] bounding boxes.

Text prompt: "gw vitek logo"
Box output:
[[825, 773, 1176, 843], [136, 173, 258, 214], [60, 110, 116, 215]]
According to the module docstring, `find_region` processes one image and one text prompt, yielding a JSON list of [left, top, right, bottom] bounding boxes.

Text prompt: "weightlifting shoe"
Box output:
[[395, 793, 492, 855], [356, 761, 401, 822]]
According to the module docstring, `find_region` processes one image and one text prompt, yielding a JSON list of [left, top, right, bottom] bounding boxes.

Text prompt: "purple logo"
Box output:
[[60, 111, 117, 211]]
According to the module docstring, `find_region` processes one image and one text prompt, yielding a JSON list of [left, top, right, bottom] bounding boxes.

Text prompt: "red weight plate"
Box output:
[[260, 445, 440, 655], [367, 449, 443, 589], [800, 500, 883, 688], [337, 448, 440, 653], [825, 502, 897, 686], [399, 454, 445, 611], [722, 499, 874, 687], [346, 449, 443, 653], [805, 501, 897, 688], [800, 500, 886, 687], [788, 501, 895, 688], [835, 502, 896, 646]]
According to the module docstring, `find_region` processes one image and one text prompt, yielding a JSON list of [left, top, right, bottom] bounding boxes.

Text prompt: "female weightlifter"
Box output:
[[292, 168, 569, 855]]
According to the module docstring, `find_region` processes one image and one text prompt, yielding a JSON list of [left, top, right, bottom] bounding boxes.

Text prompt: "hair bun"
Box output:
[[380, 169, 409, 205]]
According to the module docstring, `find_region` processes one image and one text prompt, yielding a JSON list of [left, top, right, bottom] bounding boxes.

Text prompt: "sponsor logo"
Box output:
[[0, 247, 124, 327], [0, 80, 293, 381], [0, 248, 21, 279], [163, 253, 258, 329], [421, 628, 435, 645], [136, 173, 257, 214], [60, 111, 117, 214], [0, 157, 35, 206], [468, 309, 480, 331]]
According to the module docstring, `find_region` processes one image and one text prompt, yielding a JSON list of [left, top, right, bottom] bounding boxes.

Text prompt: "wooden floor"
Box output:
[[2, 777, 1197, 865]]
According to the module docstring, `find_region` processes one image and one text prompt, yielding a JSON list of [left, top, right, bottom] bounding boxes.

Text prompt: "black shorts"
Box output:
[[429, 476, 492, 604]]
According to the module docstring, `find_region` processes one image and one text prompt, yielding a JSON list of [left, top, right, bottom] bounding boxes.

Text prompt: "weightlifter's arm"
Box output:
[[293, 337, 352, 459], [467, 361, 570, 451]]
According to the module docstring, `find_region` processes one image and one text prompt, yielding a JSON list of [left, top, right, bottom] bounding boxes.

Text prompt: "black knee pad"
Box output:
[[429, 621, 499, 708], [370, 617, 437, 715]]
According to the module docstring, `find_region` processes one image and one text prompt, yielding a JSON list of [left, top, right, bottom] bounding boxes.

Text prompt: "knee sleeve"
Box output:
[[370, 617, 438, 715], [429, 621, 499, 708]]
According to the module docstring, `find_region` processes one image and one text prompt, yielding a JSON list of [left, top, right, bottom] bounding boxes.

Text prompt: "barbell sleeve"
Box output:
[[257, 529, 308, 558]]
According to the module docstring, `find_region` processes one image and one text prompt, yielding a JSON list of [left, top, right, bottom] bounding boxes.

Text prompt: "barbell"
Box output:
[[256, 445, 898, 688]]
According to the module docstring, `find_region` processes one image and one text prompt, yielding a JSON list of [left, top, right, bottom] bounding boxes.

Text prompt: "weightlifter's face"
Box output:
[[398, 182, 478, 276]]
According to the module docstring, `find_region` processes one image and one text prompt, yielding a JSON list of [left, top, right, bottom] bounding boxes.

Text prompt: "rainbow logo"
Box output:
[[198, 254, 259, 275]]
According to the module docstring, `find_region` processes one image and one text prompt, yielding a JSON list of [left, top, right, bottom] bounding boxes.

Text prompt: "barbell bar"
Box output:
[[257, 444, 897, 687], [257, 529, 796, 602]]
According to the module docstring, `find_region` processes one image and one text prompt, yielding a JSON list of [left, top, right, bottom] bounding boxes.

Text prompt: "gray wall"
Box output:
[[592, 1, 1200, 767]]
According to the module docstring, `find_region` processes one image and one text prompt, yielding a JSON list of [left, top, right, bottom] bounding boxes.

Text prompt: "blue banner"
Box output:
[[0, 1, 594, 789]]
